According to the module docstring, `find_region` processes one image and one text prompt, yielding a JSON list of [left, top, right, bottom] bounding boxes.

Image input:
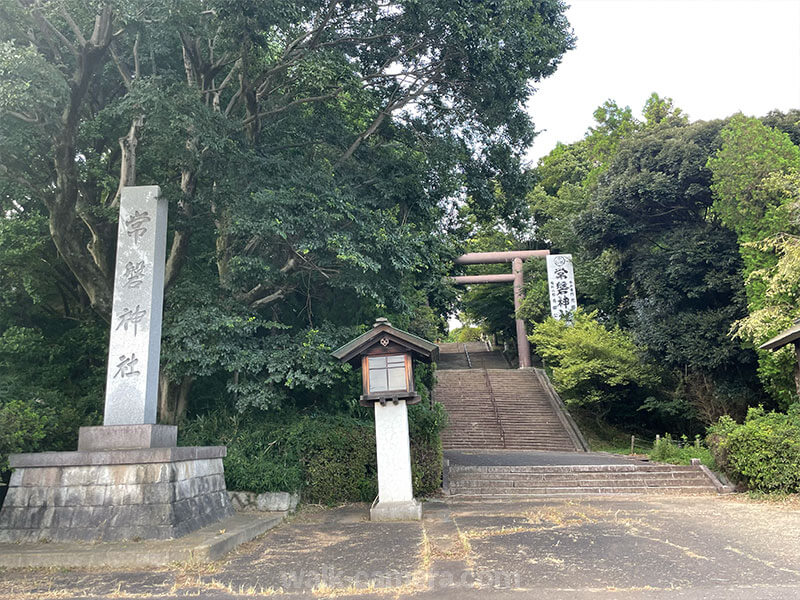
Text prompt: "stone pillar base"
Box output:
[[370, 499, 422, 522], [0, 446, 233, 543], [78, 424, 177, 451]]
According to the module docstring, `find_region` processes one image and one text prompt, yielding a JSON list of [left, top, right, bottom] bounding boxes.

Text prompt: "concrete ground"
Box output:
[[1, 495, 799, 599]]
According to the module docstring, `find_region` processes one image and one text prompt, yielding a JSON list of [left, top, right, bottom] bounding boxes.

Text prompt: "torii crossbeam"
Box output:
[[451, 250, 550, 368]]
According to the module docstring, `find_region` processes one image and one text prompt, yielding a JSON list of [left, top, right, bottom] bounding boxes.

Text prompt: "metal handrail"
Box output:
[[463, 343, 472, 369], [483, 369, 506, 449]]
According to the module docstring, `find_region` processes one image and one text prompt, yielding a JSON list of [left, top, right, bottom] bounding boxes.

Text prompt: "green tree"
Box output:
[[576, 118, 760, 422], [642, 92, 688, 128], [529, 310, 660, 425], [708, 114, 800, 406], [0, 0, 575, 426]]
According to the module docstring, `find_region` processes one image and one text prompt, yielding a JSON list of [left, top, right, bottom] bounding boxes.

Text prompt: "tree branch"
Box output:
[[244, 89, 342, 124], [26, 0, 78, 57], [111, 114, 144, 207], [109, 41, 132, 88], [59, 6, 87, 46], [3, 109, 40, 123]]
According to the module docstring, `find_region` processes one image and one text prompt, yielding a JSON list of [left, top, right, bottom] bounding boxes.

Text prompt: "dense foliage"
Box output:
[[508, 100, 798, 435], [529, 310, 659, 424], [649, 434, 715, 470], [179, 402, 447, 503], [457, 94, 799, 443], [707, 406, 800, 493], [2, 0, 799, 493], [0, 0, 574, 478]]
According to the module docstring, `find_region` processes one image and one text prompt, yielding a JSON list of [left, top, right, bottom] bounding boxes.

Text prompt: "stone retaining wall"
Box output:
[[0, 449, 234, 542]]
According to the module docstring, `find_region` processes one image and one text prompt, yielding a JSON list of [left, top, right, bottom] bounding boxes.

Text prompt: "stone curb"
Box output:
[[695, 462, 736, 494], [0, 512, 284, 569]]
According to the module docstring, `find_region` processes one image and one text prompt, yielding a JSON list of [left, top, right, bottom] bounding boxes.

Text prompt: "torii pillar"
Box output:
[[451, 250, 550, 368]]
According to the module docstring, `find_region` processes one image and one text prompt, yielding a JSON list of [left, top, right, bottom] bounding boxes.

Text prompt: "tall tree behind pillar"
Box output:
[[0, 0, 574, 423]]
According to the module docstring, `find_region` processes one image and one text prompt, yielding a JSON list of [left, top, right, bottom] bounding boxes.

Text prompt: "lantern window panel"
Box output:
[[368, 354, 408, 393]]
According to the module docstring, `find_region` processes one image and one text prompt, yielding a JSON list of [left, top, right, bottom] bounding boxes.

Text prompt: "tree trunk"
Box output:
[[45, 6, 115, 320], [158, 371, 195, 425]]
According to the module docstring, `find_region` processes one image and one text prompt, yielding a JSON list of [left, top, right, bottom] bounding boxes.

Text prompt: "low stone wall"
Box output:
[[0, 447, 234, 542], [228, 491, 299, 513]]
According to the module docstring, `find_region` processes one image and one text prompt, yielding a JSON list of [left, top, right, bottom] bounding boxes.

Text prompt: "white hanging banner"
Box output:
[[546, 254, 577, 320]]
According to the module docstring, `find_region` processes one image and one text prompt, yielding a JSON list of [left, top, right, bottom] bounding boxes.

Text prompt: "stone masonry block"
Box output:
[[84, 485, 108, 506], [8, 469, 22, 487], [101, 483, 144, 506], [24, 486, 49, 507], [256, 491, 299, 512], [69, 507, 96, 529], [228, 491, 256, 511], [190, 459, 222, 478], [174, 478, 198, 501], [142, 482, 175, 505], [0, 448, 234, 542], [78, 424, 177, 451], [22, 467, 61, 487], [62, 486, 86, 507], [206, 473, 226, 492], [135, 504, 172, 526], [51, 506, 76, 529], [133, 463, 170, 485], [0, 507, 24, 530], [60, 466, 90, 487], [2, 488, 26, 508], [89, 506, 114, 526], [175, 461, 197, 481], [38, 506, 56, 528]]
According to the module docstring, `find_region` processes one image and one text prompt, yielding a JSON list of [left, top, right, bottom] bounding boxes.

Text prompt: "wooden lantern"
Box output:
[[332, 317, 439, 406]]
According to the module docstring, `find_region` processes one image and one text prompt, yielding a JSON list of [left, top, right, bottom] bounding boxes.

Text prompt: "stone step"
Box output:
[[448, 464, 699, 473], [450, 480, 716, 495], [449, 473, 710, 484], [450, 486, 717, 497], [436, 366, 583, 452]]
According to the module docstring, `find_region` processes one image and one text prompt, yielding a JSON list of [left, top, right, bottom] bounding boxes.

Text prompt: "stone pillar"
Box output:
[[104, 185, 167, 426], [0, 186, 235, 543], [370, 401, 422, 521], [512, 257, 532, 368]]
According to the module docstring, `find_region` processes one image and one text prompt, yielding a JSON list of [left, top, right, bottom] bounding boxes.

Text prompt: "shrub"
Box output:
[[0, 397, 52, 473], [409, 402, 448, 496], [707, 405, 800, 493], [649, 433, 716, 469], [704, 414, 739, 476], [179, 403, 446, 504]]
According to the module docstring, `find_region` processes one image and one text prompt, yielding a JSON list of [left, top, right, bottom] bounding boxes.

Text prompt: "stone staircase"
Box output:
[[447, 464, 720, 498], [435, 343, 585, 452], [435, 342, 725, 497]]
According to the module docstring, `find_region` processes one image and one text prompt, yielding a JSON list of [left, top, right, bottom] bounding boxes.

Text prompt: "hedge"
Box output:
[[707, 405, 800, 493], [179, 403, 447, 504]]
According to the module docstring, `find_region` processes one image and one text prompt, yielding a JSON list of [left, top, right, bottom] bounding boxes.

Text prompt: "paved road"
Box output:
[[2, 495, 799, 599]]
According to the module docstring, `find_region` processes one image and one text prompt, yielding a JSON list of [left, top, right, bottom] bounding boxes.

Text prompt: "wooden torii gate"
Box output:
[[451, 250, 550, 369]]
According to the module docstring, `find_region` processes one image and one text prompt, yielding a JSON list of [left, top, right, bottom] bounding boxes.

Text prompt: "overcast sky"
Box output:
[[525, 0, 800, 164]]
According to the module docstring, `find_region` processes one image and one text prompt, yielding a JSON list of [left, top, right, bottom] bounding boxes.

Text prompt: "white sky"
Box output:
[[525, 0, 800, 164]]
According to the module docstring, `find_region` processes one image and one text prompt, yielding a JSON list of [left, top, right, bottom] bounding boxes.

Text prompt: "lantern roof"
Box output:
[[332, 318, 439, 366], [759, 319, 800, 352]]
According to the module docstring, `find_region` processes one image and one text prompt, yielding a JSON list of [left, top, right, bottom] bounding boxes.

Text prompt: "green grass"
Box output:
[[570, 411, 651, 455]]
